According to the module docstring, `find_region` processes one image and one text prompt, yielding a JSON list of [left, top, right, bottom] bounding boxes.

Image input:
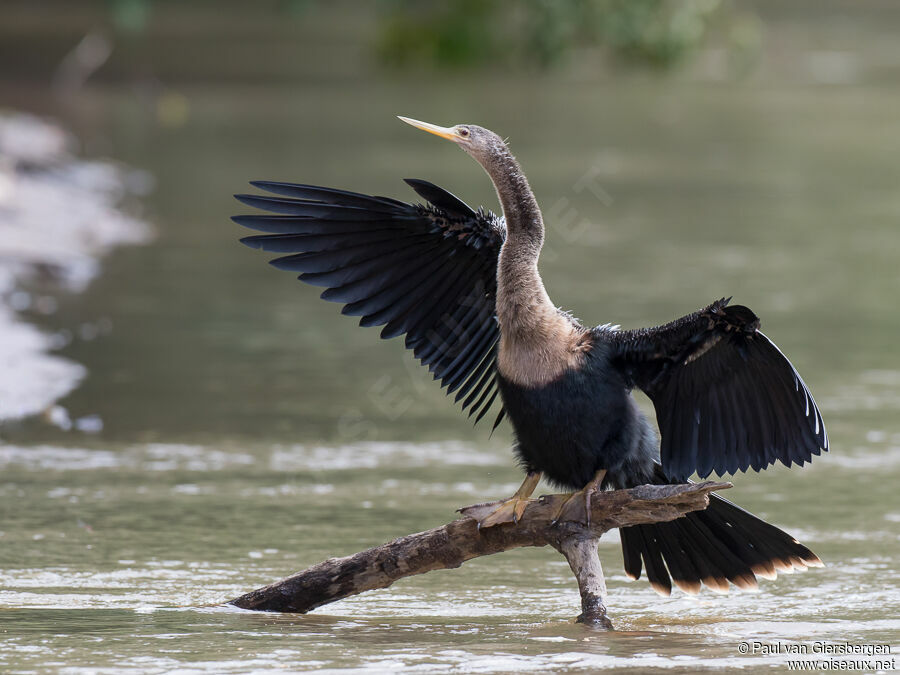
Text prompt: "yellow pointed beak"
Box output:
[[397, 116, 459, 142]]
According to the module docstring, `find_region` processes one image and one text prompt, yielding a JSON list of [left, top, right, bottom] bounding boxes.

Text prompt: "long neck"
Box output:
[[480, 146, 557, 339], [484, 146, 544, 253]]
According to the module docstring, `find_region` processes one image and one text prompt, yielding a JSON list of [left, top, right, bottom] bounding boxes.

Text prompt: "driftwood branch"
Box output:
[[229, 481, 730, 627]]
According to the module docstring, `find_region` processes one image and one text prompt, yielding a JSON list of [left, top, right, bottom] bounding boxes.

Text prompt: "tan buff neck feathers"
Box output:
[[495, 261, 591, 387]]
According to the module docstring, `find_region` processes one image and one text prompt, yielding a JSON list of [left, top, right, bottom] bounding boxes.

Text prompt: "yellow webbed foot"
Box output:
[[458, 471, 541, 530], [544, 469, 607, 527], [459, 495, 535, 529]]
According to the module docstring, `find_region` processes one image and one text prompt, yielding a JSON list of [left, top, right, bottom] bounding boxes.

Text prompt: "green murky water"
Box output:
[[2, 11, 900, 673]]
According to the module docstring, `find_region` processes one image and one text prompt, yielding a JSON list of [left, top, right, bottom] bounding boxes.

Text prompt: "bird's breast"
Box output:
[[496, 319, 592, 388], [495, 349, 639, 489]]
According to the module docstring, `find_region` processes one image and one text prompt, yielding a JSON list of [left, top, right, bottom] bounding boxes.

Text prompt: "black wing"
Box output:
[[234, 179, 506, 426], [604, 298, 828, 481]]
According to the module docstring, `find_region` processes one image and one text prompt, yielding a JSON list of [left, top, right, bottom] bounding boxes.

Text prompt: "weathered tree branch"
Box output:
[[229, 481, 730, 627], [554, 534, 613, 628]]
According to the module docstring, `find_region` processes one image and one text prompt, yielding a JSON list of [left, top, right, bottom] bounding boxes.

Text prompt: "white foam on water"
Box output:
[[269, 441, 506, 472], [0, 113, 152, 423], [0, 440, 507, 473]]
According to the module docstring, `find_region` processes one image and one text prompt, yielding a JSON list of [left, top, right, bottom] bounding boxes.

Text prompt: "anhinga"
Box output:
[[234, 117, 828, 595]]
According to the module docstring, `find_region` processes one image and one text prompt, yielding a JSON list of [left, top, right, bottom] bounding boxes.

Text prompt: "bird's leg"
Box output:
[[458, 471, 541, 529], [542, 469, 608, 527]]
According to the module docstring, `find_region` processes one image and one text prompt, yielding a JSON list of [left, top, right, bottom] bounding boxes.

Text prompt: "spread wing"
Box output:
[[234, 178, 506, 426], [604, 298, 828, 480]]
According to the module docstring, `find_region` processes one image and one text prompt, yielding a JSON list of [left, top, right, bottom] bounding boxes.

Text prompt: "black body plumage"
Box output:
[[497, 339, 657, 490]]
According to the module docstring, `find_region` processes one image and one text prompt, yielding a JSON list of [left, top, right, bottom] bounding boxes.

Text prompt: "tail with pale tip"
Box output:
[[620, 491, 823, 596]]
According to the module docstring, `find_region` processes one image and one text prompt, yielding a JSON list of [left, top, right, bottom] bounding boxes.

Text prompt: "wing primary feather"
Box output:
[[491, 408, 506, 432], [344, 254, 456, 320], [471, 387, 500, 425], [320, 243, 446, 304], [232, 215, 413, 234], [383, 252, 481, 339], [439, 320, 499, 393], [364, 255, 465, 330], [271, 234, 436, 273], [236, 194, 411, 219], [242, 229, 423, 253], [300, 241, 440, 288], [250, 180, 410, 209], [456, 343, 500, 405]]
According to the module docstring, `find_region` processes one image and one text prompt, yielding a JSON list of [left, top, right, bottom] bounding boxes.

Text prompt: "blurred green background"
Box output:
[[2, 0, 746, 81]]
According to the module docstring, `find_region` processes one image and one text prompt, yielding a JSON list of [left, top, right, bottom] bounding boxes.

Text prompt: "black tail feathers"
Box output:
[[620, 492, 823, 596]]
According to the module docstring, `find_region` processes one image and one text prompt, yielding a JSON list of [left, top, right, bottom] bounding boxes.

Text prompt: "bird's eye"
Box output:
[[458, 127, 470, 137]]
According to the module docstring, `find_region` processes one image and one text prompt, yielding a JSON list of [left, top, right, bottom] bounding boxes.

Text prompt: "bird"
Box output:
[[233, 116, 828, 596]]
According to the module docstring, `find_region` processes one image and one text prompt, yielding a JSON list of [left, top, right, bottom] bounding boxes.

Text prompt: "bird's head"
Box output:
[[398, 116, 507, 165]]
